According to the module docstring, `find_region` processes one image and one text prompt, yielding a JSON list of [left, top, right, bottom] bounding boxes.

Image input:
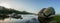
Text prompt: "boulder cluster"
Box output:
[[38, 7, 56, 23]]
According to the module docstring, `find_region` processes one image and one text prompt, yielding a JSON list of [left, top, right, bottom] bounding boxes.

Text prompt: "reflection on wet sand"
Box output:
[[0, 18, 10, 23]]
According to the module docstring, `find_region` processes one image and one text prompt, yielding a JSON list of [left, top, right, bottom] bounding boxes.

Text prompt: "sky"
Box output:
[[0, 0, 60, 14]]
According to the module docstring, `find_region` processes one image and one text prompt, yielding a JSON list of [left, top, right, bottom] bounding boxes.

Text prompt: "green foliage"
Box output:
[[54, 15, 60, 23]]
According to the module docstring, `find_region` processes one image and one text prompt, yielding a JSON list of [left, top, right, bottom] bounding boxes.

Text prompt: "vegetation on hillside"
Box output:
[[0, 6, 32, 14]]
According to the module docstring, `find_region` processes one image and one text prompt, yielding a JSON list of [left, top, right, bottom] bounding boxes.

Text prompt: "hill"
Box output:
[[0, 6, 32, 14]]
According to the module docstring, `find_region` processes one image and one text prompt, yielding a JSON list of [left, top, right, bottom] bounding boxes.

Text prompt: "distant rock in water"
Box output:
[[11, 13, 23, 19]]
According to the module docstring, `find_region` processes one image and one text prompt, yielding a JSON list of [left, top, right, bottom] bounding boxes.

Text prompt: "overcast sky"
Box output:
[[0, 0, 60, 14]]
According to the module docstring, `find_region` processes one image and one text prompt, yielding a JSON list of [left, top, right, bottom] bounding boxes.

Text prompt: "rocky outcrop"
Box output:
[[38, 7, 56, 23]]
